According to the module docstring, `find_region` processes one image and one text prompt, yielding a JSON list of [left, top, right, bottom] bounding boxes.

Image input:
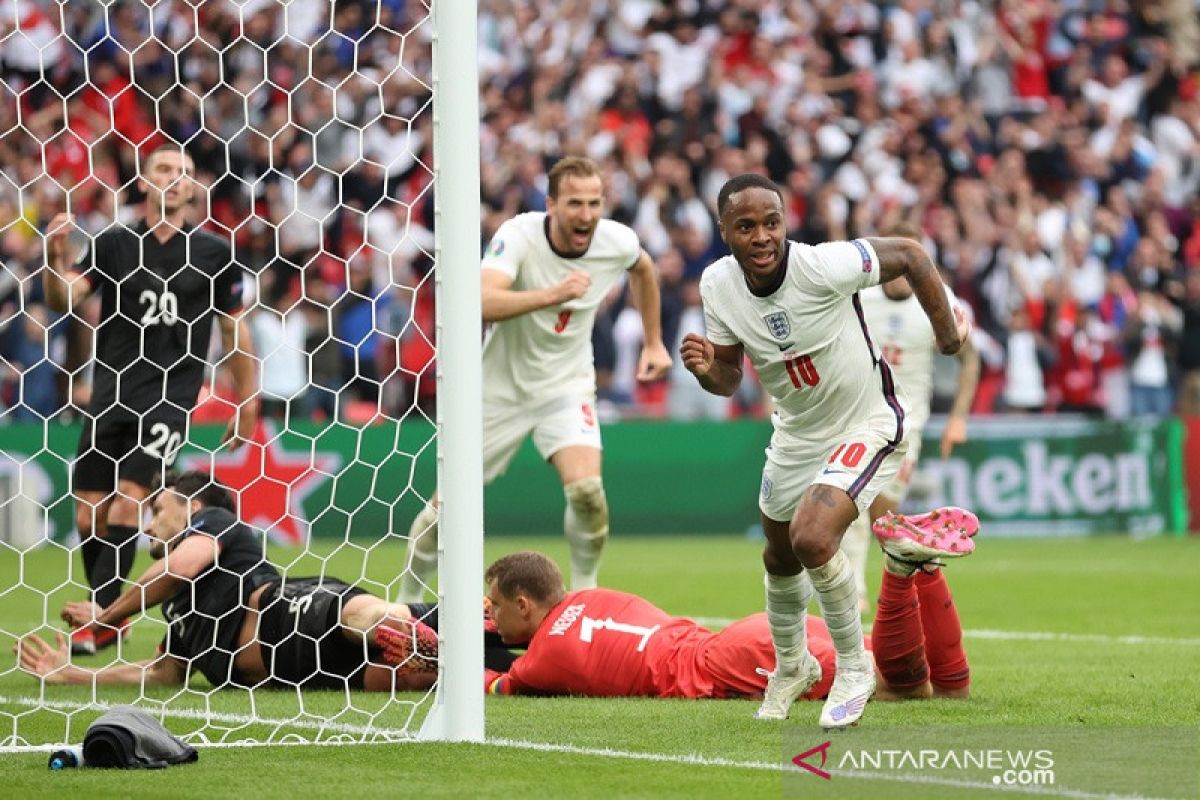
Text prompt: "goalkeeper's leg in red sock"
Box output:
[[915, 570, 970, 697], [871, 567, 931, 700]]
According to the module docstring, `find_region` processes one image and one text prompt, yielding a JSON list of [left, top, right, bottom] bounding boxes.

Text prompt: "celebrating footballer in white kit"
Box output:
[[397, 157, 672, 602], [681, 174, 970, 730], [842, 224, 980, 612]]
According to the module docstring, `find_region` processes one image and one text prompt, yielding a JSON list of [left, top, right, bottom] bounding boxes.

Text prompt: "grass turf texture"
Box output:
[[1, 534, 1198, 798]]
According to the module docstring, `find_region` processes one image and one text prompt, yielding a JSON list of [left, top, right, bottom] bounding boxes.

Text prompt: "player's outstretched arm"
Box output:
[[218, 314, 259, 451], [61, 534, 218, 633], [941, 335, 981, 458], [680, 333, 743, 396], [481, 268, 590, 323], [41, 213, 93, 312], [14, 631, 186, 686], [627, 250, 672, 381], [868, 237, 969, 355]]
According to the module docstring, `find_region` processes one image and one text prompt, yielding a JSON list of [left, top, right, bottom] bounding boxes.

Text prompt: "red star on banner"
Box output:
[[183, 421, 340, 544]]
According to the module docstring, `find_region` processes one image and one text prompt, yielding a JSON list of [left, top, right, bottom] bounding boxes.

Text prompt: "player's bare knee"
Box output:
[[75, 505, 99, 539], [789, 521, 838, 567], [107, 494, 142, 529], [762, 541, 802, 576]]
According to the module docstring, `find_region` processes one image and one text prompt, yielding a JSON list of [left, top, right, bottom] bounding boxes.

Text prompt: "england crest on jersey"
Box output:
[[763, 311, 791, 340]]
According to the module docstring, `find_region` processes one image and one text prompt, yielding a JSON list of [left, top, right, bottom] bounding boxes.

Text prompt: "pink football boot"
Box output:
[[872, 507, 979, 571]]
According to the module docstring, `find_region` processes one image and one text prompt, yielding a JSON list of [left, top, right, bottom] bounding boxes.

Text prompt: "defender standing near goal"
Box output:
[[680, 174, 970, 728], [42, 146, 258, 655], [841, 224, 981, 613], [398, 157, 672, 601]]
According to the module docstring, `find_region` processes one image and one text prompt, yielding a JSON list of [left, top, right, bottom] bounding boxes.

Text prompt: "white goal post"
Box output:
[[424, 0, 484, 743], [0, 0, 484, 750]]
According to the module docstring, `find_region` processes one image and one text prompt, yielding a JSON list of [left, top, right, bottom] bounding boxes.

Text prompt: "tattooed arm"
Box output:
[[867, 237, 969, 354]]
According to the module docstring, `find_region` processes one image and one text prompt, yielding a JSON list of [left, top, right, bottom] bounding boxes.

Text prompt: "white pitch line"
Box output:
[[687, 617, 1200, 647], [957, 629, 1200, 647]]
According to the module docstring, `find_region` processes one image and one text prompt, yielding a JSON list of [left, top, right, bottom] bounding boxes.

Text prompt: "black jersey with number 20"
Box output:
[[77, 221, 243, 414]]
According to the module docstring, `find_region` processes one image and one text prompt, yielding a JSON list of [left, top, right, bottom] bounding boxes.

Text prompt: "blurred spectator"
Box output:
[[251, 281, 309, 422], [668, 279, 729, 421], [1003, 306, 1050, 413], [1177, 271, 1200, 416], [1125, 291, 1182, 416]]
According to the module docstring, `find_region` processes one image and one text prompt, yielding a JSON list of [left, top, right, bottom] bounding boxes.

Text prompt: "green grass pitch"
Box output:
[[0, 533, 1197, 798]]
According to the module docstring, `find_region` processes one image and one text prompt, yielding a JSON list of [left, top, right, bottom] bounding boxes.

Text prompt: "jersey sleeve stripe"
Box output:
[[847, 294, 906, 500]]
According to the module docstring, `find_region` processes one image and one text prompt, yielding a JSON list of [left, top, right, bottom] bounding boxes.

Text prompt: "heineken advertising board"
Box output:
[[909, 417, 1187, 537], [0, 416, 1186, 543]]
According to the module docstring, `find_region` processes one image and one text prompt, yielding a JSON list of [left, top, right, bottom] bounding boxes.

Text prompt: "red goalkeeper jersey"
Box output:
[[486, 588, 839, 700]]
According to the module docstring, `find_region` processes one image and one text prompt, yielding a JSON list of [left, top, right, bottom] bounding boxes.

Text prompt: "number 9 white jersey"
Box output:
[[480, 212, 640, 406], [700, 239, 909, 446]]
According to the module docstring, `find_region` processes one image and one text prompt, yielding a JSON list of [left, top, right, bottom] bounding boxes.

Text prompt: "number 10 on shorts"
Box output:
[[829, 441, 867, 468]]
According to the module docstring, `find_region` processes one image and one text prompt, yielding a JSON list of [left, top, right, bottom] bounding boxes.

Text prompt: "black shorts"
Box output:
[[72, 408, 187, 494], [256, 577, 371, 690]]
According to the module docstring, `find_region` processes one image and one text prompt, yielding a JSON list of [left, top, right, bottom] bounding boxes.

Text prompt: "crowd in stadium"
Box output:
[[1, 0, 1199, 425]]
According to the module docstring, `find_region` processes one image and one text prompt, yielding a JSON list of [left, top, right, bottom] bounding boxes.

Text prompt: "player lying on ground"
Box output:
[[14, 471, 437, 691], [481, 508, 977, 704]]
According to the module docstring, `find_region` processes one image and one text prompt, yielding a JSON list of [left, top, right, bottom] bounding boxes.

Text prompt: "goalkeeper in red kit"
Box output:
[[483, 508, 977, 703]]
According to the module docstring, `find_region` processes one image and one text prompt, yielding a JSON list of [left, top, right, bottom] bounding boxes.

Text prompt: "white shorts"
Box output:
[[483, 395, 602, 483], [758, 424, 910, 521], [879, 429, 924, 504]]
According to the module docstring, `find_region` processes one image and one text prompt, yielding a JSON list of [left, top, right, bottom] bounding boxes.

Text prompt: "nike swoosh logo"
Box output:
[[777, 342, 793, 351], [822, 468, 849, 476]]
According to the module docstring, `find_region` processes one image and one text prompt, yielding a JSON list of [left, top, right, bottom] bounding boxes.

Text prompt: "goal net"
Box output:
[[0, 0, 482, 750]]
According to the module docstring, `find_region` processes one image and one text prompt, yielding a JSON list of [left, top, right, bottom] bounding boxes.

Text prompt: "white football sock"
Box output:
[[840, 514, 871, 609], [765, 571, 812, 673], [564, 477, 608, 590], [397, 503, 438, 603], [808, 549, 869, 669]]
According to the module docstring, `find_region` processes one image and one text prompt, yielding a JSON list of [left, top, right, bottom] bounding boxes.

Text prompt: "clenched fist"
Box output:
[[550, 271, 591, 304], [679, 332, 716, 377], [937, 302, 972, 355]]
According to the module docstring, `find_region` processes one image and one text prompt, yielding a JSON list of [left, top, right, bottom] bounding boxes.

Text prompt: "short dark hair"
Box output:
[[717, 173, 783, 217], [155, 470, 236, 513], [485, 551, 565, 605], [142, 144, 194, 174], [547, 156, 602, 199]]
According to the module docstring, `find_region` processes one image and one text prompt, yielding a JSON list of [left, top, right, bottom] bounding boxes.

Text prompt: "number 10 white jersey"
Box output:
[[700, 239, 909, 447]]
